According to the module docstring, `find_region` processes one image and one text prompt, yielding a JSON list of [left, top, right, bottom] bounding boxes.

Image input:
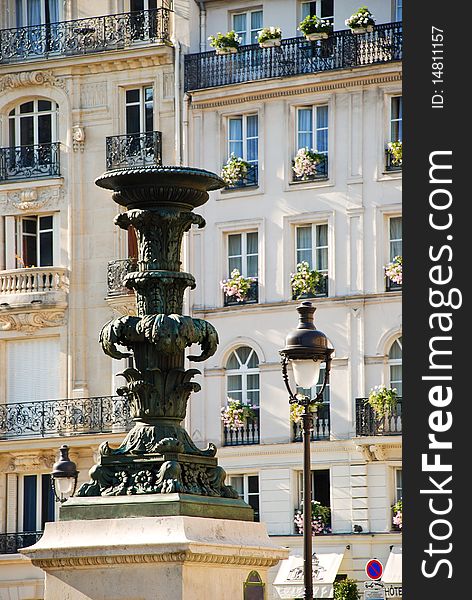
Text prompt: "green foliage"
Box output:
[[298, 14, 333, 35], [388, 140, 403, 166], [208, 30, 241, 49], [368, 385, 398, 416], [290, 261, 323, 299], [221, 154, 250, 186], [258, 26, 282, 43], [334, 579, 361, 600]]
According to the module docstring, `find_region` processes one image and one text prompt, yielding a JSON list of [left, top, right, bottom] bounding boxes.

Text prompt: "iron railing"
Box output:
[[0, 532, 43, 554], [386, 276, 402, 292], [355, 397, 402, 436], [107, 258, 138, 296], [106, 131, 162, 171], [292, 274, 328, 300], [224, 162, 258, 189], [0, 142, 60, 182], [223, 278, 258, 307], [185, 22, 402, 91], [0, 7, 172, 64], [0, 396, 133, 439], [292, 403, 330, 442], [223, 408, 260, 446], [385, 148, 402, 171], [292, 155, 328, 182]]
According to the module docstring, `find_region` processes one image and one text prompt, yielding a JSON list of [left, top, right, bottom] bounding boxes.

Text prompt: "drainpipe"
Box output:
[[194, 0, 207, 53], [172, 38, 182, 165], [182, 92, 191, 166]]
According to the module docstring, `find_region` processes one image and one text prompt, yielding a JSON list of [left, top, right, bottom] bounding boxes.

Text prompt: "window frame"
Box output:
[[229, 473, 260, 521], [296, 104, 329, 155], [125, 85, 155, 135], [393, 0, 402, 21], [15, 0, 62, 28], [390, 96, 403, 143], [231, 8, 263, 45], [389, 216, 402, 262], [227, 230, 259, 279], [17, 473, 56, 533], [394, 467, 403, 502], [296, 469, 332, 515], [388, 336, 402, 397], [15, 213, 56, 268], [295, 222, 328, 275], [226, 346, 260, 408], [8, 99, 58, 148], [227, 113, 259, 165], [299, 1, 334, 25]]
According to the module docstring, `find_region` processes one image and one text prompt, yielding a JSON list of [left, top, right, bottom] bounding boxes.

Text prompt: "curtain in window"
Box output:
[[229, 118, 243, 158], [246, 232, 258, 277], [296, 226, 312, 266], [297, 108, 313, 150], [316, 224, 328, 272], [228, 234, 242, 274], [246, 115, 258, 164], [316, 106, 328, 153], [27, 0, 42, 26], [233, 14, 247, 44], [389, 217, 402, 258], [250, 11, 263, 43], [47, 0, 59, 23], [391, 97, 402, 141]]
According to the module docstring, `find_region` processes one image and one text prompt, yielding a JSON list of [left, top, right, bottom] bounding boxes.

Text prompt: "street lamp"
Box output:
[[279, 301, 333, 600], [51, 445, 79, 503]]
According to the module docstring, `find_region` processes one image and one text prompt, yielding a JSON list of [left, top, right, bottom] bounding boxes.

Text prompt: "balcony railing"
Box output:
[[0, 532, 43, 555], [292, 274, 328, 300], [106, 131, 162, 171], [0, 267, 68, 296], [224, 162, 258, 189], [355, 397, 402, 436], [185, 22, 402, 91], [223, 278, 258, 307], [385, 276, 402, 292], [0, 7, 172, 64], [0, 142, 60, 182], [0, 396, 133, 439], [292, 155, 328, 182], [292, 403, 330, 441], [223, 408, 260, 446], [107, 258, 138, 296], [385, 148, 402, 171]]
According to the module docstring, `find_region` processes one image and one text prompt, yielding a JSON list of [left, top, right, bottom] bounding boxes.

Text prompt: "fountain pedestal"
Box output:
[[22, 516, 287, 600]]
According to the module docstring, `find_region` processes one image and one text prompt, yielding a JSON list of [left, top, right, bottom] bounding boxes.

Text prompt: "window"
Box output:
[[228, 114, 258, 165], [388, 337, 402, 397], [226, 346, 260, 407], [228, 232, 258, 278], [298, 469, 331, 509], [15, 0, 60, 27], [229, 474, 260, 521], [294, 224, 328, 296], [390, 97, 402, 142], [232, 10, 263, 45], [297, 106, 328, 154], [126, 87, 154, 135], [394, 0, 402, 21], [300, 0, 334, 23], [395, 468, 402, 502], [15, 215, 54, 268], [19, 474, 55, 532], [9, 100, 57, 148], [389, 217, 402, 261]]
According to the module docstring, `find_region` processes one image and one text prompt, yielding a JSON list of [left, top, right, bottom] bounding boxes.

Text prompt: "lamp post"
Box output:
[[279, 301, 333, 600], [51, 445, 79, 503]]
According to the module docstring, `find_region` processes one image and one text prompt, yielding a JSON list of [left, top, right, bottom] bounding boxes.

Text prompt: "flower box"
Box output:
[[215, 46, 238, 55], [306, 32, 329, 40], [259, 38, 281, 48], [351, 25, 374, 34]]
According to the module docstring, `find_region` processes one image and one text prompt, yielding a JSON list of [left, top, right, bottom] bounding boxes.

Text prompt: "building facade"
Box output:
[[0, 0, 402, 598]]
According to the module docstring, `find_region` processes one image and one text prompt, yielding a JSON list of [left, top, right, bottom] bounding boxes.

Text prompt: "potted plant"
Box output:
[[294, 500, 332, 535], [220, 268, 254, 302], [258, 26, 282, 48], [392, 498, 403, 530], [298, 14, 333, 40], [387, 140, 402, 167], [208, 30, 241, 54], [221, 398, 256, 430], [345, 6, 375, 33], [290, 261, 324, 299], [385, 255, 402, 285], [368, 385, 398, 417], [334, 579, 361, 600], [221, 154, 250, 187], [293, 147, 326, 180], [290, 400, 322, 423]]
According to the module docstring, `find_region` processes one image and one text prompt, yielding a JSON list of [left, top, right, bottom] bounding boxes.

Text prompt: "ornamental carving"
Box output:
[[0, 70, 66, 93], [0, 186, 65, 213], [0, 310, 65, 332]]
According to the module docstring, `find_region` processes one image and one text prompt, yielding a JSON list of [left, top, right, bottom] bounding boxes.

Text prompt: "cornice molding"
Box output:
[[190, 72, 402, 110], [0, 70, 66, 93]]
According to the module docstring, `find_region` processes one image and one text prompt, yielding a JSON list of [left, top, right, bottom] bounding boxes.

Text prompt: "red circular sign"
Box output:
[[365, 559, 383, 580]]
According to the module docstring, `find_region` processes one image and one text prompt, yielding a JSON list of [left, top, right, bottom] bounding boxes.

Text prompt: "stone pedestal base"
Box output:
[[21, 516, 288, 600]]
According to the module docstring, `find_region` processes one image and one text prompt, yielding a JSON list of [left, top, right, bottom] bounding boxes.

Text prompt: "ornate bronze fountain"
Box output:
[[69, 166, 251, 520]]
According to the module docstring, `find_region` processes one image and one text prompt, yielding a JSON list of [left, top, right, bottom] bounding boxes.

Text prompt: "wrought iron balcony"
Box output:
[[223, 408, 260, 446], [107, 258, 138, 296], [223, 278, 258, 307], [386, 276, 402, 292], [0, 395, 132, 439], [185, 22, 402, 91], [292, 273, 328, 300], [292, 155, 328, 182], [0, 142, 60, 182], [385, 148, 402, 171], [355, 397, 402, 436], [106, 131, 162, 171], [0, 531, 43, 555], [292, 403, 330, 442], [224, 162, 258, 190], [0, 7, 172, 64]]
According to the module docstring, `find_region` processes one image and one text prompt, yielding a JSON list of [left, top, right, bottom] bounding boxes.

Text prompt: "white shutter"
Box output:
[[6, 338, 61, 403]]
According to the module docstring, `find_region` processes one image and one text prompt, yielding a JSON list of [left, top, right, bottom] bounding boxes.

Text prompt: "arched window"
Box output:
[[9, 100, 58, 148], [388, 337, 402, 397], [226, 346, 260, 407]]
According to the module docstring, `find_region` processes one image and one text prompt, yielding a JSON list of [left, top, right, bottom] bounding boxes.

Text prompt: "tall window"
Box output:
[[298, 469, 331, 507], [390, 97, 402, 142], [297, 106, 328, 154], [15, 215, 54, 268], [394, 0, 402, 21], [9, 100, 57, 148], [228, 114, 258, 165], [227, 232, 258, 278], [389, 217, 402, 261], [388, 337, 402, 397], [15, 0, 60, 27], [395, 468, 402, 502], [20, 474, 55, 532], [229, 474, 260, 521], [125, 87, 154, 135], [226, 346, 260, 408], [296, 224, 328, 274], [232, 10, 263, 45], [300, 0, 334, 23]]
